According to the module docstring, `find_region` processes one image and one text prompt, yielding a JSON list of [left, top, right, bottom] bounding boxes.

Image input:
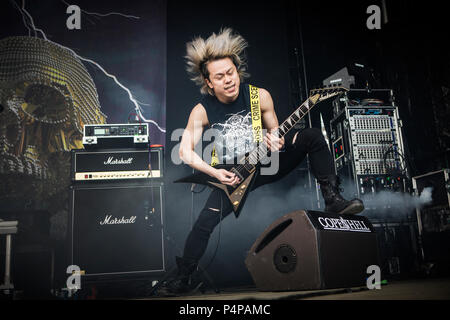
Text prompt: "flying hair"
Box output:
[[185, 28, 250, 95]]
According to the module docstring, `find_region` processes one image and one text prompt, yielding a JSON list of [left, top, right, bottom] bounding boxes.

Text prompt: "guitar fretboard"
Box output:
[[245, 97, 315, 165], [235, 87, 346, 172]]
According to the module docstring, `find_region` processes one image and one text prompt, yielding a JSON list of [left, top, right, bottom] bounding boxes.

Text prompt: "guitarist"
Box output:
[[161, 28, 364, 295]]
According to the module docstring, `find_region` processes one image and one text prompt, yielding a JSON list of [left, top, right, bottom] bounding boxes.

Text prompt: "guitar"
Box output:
[[175, 86, 349, 217]]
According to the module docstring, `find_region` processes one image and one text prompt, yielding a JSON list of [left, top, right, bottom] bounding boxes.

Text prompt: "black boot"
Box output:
[[317, 175, 364, 215], [157, 256, 202, 296]]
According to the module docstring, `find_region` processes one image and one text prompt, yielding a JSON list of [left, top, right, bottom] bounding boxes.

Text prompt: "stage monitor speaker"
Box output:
[[69, 181, 165, 278], [245, 210, 379, 291]]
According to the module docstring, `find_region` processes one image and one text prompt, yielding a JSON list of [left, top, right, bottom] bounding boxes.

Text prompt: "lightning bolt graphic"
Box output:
[[10, 0, 166, 133], [61, 0, 141, 20]]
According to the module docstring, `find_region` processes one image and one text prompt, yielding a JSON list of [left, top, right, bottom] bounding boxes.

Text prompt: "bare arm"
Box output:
[[179, 103, 239, 185], [259, 88, 285, 151]]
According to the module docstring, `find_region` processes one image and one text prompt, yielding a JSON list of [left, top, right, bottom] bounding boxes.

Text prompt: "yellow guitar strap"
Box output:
[[210, 84, 262, 166], [211, 145, 219, 167], [249, 85, 263, 143]]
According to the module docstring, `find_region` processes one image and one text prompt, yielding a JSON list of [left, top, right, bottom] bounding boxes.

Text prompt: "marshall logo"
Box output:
[[100, 215, 137, 225], [317, 216, 371, 233], [104, 157, 133, 165]]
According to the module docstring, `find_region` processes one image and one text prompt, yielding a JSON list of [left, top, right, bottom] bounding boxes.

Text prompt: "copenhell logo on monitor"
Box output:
[[103, 157, 134, 165], [99, 215, 137, 225], [317, 216, 371, 232]]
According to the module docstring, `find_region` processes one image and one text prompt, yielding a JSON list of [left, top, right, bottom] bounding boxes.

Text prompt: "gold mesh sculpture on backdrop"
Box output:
[[0, 36, 106, 202]]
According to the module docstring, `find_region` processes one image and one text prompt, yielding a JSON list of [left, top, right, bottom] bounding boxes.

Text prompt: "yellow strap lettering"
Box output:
[[249, 85, 263, 143], [210, 145, 219, 167]]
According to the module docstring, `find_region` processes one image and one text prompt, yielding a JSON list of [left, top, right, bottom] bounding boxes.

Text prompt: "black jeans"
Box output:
[[182, 128, 334, 263]]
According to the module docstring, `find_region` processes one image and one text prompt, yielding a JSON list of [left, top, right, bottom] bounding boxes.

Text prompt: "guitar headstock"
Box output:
[[309, 85, 349, 103]]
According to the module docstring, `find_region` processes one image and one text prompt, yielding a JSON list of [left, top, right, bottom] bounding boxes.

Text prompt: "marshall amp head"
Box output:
[[71, 146, 163, 181], [83, 123, 149, 149]]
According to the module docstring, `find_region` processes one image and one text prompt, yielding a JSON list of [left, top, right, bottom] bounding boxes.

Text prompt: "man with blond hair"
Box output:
[[161, 28, 364, 295]]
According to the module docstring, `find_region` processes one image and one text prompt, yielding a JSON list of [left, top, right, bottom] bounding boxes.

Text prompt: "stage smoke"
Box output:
[[174, 174, 434, 287], [417, 187, 433, 205], [360, 187, 434, 219]]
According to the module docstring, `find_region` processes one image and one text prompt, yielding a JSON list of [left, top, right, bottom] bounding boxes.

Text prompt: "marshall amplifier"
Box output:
[[69, 181, 165, 277], [71, 146, 163, 181], [245, 210, 380, 291], [83, 123, 149, 149]]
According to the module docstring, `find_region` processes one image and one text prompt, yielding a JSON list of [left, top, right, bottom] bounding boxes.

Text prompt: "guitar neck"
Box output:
[[276, 96, 317, 138], [245, 96, 318, 165]]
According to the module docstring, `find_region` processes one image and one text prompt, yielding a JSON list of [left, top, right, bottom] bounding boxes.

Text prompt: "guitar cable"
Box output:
[[201, 192, 223, 272], [190, 186, 224, 284]]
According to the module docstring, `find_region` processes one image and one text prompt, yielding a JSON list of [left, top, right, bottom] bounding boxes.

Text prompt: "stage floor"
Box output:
[[144, 277, 450, 300]]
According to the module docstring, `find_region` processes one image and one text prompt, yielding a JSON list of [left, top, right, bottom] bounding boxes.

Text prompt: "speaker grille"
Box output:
[[70, 182, 165, 276], [273, 244, 297, 273]]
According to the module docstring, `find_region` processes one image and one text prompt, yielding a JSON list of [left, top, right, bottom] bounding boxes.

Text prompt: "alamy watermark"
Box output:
[[66, 265, 81, 291], [170, 124, 281, 176], [66, 5, 81, 30], [366, 264, 382, 290], [366, 5, 382, 30]]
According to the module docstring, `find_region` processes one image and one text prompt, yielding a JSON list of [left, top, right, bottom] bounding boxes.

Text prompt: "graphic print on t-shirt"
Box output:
[[211, 110, 256, 162]]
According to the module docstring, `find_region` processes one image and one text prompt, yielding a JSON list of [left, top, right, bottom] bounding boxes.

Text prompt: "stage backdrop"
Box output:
[[0, 1, 166, 242]]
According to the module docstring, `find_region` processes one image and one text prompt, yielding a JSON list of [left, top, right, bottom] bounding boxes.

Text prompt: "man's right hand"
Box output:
[[213, 168, 241, 186]]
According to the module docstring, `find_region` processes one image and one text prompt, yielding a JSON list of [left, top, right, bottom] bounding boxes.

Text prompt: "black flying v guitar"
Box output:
[[175, 86, 349, 217]]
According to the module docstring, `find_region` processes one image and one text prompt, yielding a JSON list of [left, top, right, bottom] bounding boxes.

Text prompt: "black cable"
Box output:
[[189, 180, 207, 239], [383, 146, 407, 177], [201, 191, 223, 272], [188, 179, 223, 279], [399, 135, 418, 177]]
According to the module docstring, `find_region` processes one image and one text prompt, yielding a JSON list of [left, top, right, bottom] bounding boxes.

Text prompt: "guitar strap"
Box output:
[[210, 84, 262, 166], [249, 84, 263, 143], [210, 145, 219, 167]]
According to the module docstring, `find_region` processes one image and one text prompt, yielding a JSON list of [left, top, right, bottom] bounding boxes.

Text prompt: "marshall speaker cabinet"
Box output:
[[69, 147, 165, 278], [69, 182, 165, 278], [245, 210, 379, 291]]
